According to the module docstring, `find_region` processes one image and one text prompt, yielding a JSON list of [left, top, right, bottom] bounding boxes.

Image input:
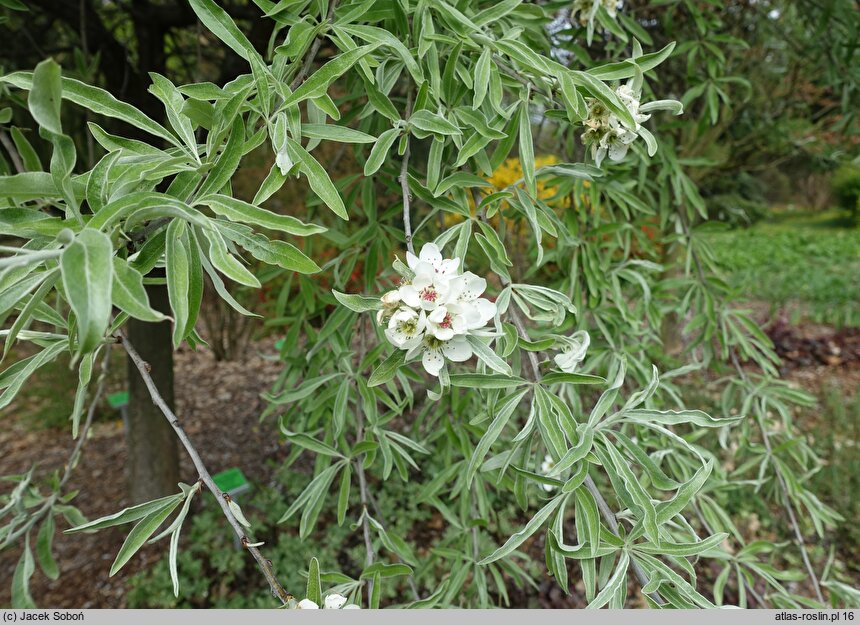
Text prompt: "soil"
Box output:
[[0, 338, 286, 608], [0, 317, 856, 609]]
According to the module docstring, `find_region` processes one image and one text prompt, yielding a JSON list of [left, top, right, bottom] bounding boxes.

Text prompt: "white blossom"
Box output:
[[373, 242, 497, 377], [554, 330, 590, 373], [582, 80, 654, 166], [408, 335, 473, 377], [385, 307, 427, 349], [406, 242, 459, 278], [296, 593, 360, 610], [398, 264, 452, 311]]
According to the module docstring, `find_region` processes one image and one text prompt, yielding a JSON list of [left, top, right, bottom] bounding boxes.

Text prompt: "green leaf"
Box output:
[[29, 59, 63, 135], [449, 373, 527, 389], [200, 227, 260, 288], [569, 71, 636, 129], [541, 372, 606, 386], [281, 45, 379, 108], [622, 409, 742, 428], [200, 194, 324, 237], [301, 123, 376, 144], [281, 430, 344, 458], [216, 222, 320, 275], [368, 349, 407, 387], [306, 557, 322, 605], [60, 229, 114, 355], [360, 562, 414, 579], [473, 48, 492, 109], [110, 497, 184, 576], [266, 373, 341, 405], [479, 495, 564, 565], [196, 115, 244, 197], [0, 0, 27, 10], [11, 538, 36, 609], [2, 72, 179, 147], [466, 389, 529, 487], [112, 258, 167, 323], [165, 220, 191, 348], [574, 487, 600, 557], [337, 463, 351, 525], [66, 494, 184, 533], [364, 127, 400, 176], [465, 335, 512, 376], [633, 533, 728, 557], [332, 290, 381, 312], [518, 100, 536, 196], [286, 138, 348, 220], [10, 127, 42, 171], [227, 499, 252, 528], [188, 0, 264, 64], [656, 459, 714, 524], [0, 341, 65, 411], [586, 552, 629, 609], [36, 514, 59, 580], [409, 110, 461, 136]]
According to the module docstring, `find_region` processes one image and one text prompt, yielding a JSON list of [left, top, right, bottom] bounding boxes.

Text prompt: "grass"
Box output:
[[705, 208, 860, 326]]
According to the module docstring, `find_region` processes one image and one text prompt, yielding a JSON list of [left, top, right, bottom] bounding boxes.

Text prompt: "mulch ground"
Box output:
[[0, 338, 285, 608]]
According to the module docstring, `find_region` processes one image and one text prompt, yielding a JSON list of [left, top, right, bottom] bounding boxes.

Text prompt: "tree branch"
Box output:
[[731, 353, 825, 605], [120, 332, 293, 605], [288, 0, 340, 91], [506, 297, 665, 606], [469, 188, 663, 605], [677, 206, 825, 605], [0, 130, 25, 175], [400, 90, 415, 255]]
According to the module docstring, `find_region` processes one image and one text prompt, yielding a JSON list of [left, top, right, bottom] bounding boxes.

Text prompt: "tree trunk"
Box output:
[[125, 281, 180, 503]]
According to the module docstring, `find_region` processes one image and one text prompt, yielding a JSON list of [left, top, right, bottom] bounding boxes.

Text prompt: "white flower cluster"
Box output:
[[297, 593, 359, 609], [377, 243, 497, 377], [582, 80, 651, 167], [571, 0, 618, 24]]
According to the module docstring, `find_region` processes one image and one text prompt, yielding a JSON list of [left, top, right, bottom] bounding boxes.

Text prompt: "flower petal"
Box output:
[[324, 594, 348, 610], [398, 285, 420, 308], [422, 347, 445, 376], [442, 338, 472, 362], [298, 599, 319, 609], [419, 242, 442, 267]]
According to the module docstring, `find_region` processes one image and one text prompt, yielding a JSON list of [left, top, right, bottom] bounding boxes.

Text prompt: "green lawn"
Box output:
[[704, 209, 860, 326]]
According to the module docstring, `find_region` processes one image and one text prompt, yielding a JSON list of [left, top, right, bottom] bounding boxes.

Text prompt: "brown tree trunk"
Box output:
[[125, 281, 180, 503]]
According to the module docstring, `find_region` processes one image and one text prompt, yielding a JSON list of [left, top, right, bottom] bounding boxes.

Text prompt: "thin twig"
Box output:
[[471, 187, 663, 603], [400, 90, 415, 255], [353, 318, 376, 600], [288, 0, 340, 91], [692, 502, 767, 608], [3, 346, 111, 548], [731, 354, 825, 604], [120, 332, 293, 605], [678, 206, 825, 605], [0, 129, 25, 175], [507, 298, 665, 606]]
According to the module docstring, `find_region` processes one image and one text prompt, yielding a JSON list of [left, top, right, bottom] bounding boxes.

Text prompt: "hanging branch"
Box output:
[[400, 90, 415, 255], [677, 207, 825, 604], [288, 0, 341, 90], [2, 346, 112, 548], [506, 296, 665, 606], [120, 332, 293, 605]]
